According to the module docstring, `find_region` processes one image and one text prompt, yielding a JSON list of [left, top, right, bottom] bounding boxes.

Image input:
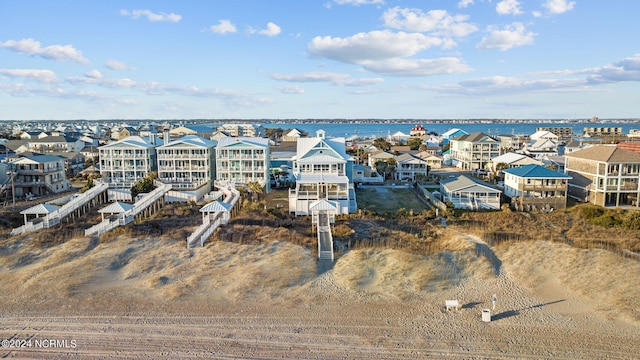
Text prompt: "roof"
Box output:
[[159, 135, 216, 149], [101, 136, 154, 149], [20, 203, 60, 215], [491, 152, 527, 164], [309, 199, 338, 212], [99, 202, 134, 214], [296, 136, 349, 160], [442, 128, 467, 138], [296, 173, 349, 184], [200, 201, 233, 212], [565, 145, 640, 163], [216, 137, 270, 148], [452, 132, 496, 143], [503, 164, 571, 179], [440, 175, 501, 194], [14, 154, 65, 164], [395, 153, 427, 164]]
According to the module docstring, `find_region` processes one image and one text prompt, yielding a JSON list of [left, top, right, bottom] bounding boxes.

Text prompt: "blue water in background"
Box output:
[[262, 122, 640, 139]]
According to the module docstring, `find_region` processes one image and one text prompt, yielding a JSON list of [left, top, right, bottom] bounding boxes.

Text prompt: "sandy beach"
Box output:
[[1, 231, 639, 359]]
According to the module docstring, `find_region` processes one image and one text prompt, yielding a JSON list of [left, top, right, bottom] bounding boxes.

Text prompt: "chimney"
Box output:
[[149, 132, 157, 146], [163, 128, 170, 145]]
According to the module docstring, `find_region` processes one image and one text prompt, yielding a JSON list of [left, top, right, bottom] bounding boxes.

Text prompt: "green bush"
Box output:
[[580, 206, 604, 219], [622, 211, 640, 230]]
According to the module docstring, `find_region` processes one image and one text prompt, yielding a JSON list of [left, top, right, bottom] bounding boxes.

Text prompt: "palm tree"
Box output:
[[245, 181, 264, 202]]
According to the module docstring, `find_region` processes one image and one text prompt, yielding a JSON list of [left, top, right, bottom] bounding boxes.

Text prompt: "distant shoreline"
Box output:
[[2, 118, 640, 124]]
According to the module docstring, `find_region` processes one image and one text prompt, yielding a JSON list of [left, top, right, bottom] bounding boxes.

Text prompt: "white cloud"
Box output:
[[476, 22, 536, 51], [119, 9, 181, 22], [0, 69, 58, 83], [382, 7, 478, 37], [271, 71, 383, 86], [85, 70, 103, 79], [496, 0, 524, 15], [209, 20, 237, 34], [250, 22, 281, 37], [277, 85, 305, 94], [543, 0, 576, 14], [458, 0, 474, 8], [309, 30, 443, 63], [0, 38, 89, 64], [359, 57, 473, 76], [105, 59, 135, 71]]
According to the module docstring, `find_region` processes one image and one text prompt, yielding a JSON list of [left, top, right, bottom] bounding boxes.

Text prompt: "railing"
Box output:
[[186, 183, 240, 248], [84, 181, 171, 236]]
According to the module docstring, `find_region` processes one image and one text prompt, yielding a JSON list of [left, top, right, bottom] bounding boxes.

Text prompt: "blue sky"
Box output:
[[1, 0, 639, 120]]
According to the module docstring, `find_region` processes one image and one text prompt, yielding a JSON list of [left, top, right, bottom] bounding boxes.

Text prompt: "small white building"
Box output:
[[440, 175, 501, 210]]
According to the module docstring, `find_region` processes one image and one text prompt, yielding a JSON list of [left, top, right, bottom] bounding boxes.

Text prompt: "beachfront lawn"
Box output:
[[356, 187, 429, 214]]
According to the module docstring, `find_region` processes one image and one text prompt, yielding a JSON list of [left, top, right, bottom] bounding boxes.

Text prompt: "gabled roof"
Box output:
[[309, 199, 338, 212], [440, 175, 501, 194], [217, 137, 270, 148], [452, 132, 497, 143], [503, 164, 571, 179], [99, 201, 134, 214], [200, 201, 233, 212], [295, 136, 350, 161], [530, 130, 558, 140], [20, 203, 60, 215], [159, 135, 216, 149], [101, 136, 154, 149], [565, 145, 640, 163], [14, 154, 65, 164], [395, 153, 427, 164], [491, 152, 528, 164], [442, 128, 467, 138]]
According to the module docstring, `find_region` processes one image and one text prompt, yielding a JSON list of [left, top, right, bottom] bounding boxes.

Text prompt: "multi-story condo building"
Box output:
[[215, 137, 271, 192], [503, 164, 571, 211], [10, 154, 70, 199], [99, 136, 157, 190], [583, 127, 623, 137], [157, 135, 217, 202], [564, 145, 640, 207], [217, 124, 266, 138], [450, 132, 501, 170], [289, 130, 356, 216]]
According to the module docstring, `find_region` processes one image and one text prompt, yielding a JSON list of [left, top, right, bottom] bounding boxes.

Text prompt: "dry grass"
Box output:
[[451, 206, 640, 254], [496, 240, 640, 322]]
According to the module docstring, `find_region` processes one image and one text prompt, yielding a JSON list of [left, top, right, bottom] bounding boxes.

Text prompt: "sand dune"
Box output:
[[1, 233, 639, 358]]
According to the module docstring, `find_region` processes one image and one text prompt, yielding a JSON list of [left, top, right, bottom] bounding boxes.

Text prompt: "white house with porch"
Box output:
[[440, 175, 502, 210], [289, 130, 356, 216]]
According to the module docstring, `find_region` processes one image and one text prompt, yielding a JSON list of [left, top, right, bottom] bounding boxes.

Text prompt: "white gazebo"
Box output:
[[98, 201, 134, 222], [20, 203, 60, 225], [200, 200, 233, 224]]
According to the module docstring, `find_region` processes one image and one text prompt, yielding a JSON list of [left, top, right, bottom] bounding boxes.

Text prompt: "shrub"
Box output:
[[580, 206, 604, 219], [622, 211, 640, 230]]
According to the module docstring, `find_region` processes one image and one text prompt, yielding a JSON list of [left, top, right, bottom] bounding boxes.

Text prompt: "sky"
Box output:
[[1, 0, 639, 121]]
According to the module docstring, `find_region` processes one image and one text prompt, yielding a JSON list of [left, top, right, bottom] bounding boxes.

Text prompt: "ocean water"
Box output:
[[262, 122, 640, 139]]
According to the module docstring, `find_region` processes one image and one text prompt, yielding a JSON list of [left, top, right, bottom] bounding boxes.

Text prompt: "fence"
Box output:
[[416, 185, 447, 212]]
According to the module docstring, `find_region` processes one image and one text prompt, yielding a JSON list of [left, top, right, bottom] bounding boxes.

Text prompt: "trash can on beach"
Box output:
[[482, 309, 491, 322]]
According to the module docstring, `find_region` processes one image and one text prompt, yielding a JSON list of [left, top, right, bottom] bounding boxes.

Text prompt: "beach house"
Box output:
[[215, 137, 271, 193], [156, 135, 217, 202], [503, 164, 571, 211], [99, 135, 157, 199], [450, 132, 501, 170], [289, 130, 356, 215], [564, 145, 640, 207], [439, 175, 501, 210]]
